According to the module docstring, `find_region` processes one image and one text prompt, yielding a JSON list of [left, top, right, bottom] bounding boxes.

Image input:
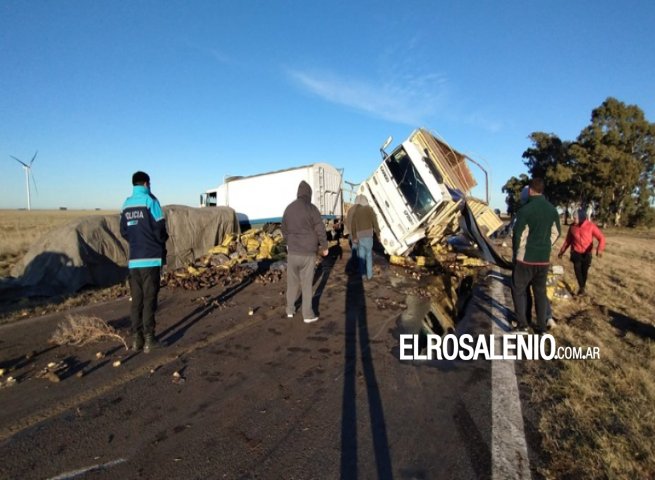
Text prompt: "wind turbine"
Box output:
[[10, 151, 38, 211]]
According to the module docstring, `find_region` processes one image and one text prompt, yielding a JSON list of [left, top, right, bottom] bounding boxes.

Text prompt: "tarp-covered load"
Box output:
[[8, 205, 240, 295]]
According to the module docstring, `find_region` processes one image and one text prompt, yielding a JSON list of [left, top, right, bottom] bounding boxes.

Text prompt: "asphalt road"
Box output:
[[0, 244, 505, 480]]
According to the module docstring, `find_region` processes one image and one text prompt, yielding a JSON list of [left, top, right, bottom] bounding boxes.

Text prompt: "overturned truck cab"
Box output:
[[359, 128, 502, 257]]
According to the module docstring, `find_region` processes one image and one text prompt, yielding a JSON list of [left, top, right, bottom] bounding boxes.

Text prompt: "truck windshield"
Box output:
[[205, 192, 217, 207], [385, 148, 436, 219]]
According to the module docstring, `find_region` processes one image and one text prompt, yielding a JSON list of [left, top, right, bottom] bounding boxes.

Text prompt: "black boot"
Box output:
[[143, 334, 162, 353], [132, 333, 144, 351]]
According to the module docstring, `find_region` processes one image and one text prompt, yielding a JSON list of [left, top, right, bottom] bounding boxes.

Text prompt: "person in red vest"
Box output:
[[558, 208, 606, 296]]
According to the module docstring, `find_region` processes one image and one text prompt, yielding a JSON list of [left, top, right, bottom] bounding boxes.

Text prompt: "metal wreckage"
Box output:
[[168, 128, 511, 291]]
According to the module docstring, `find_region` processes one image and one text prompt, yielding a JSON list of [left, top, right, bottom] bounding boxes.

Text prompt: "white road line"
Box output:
[[46, 458, 127, 480], [491, 274, 531, 480]]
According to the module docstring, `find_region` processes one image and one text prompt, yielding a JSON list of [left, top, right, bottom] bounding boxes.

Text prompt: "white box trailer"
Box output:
[[200, 163, 343, 227]]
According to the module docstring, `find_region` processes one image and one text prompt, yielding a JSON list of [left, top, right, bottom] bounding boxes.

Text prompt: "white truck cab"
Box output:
[[359, 138, 452, 256]]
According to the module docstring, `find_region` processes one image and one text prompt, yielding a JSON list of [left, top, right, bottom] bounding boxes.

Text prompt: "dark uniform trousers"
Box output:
[[129, 267, 161, 337]]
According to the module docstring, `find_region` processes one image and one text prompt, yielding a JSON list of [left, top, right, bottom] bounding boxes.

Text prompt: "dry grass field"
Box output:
[[0, 209, 117, 277], [521, 227, 655, 479]]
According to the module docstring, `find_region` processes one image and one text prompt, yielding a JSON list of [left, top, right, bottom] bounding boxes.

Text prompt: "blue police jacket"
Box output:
[[120, 185, 169, 269]]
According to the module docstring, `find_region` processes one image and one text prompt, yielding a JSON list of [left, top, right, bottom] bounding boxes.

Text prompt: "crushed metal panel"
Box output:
[[410, 129, 477, 194], [425, 199, 462, 244], [466, 197, 503, 237]]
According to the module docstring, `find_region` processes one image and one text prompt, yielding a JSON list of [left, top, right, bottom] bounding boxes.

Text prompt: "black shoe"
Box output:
[[143, 335, 162, 353], [132, 333, 144, 351]]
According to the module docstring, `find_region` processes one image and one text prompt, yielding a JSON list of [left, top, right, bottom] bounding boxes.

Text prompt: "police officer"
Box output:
[[120, 171, 169, 352]]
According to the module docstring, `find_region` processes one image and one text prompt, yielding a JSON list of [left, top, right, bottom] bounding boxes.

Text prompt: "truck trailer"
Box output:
[[200, 163, 343, 228]]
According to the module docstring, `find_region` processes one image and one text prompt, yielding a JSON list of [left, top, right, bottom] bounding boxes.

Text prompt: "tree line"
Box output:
[[503, 97, 655, 227]]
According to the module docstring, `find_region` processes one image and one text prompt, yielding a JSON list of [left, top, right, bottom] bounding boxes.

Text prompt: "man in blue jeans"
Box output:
[[350, 195, 380, 280], [120, 171, 169, 352]]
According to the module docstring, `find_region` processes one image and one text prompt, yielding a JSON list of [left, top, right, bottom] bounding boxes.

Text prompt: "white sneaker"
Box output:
[[303, 317, 319, 324], [547, 318, 557, 329], [287, 314, 294, 318]]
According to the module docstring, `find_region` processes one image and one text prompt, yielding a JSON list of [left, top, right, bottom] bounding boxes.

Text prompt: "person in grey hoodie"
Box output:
[[281, 181, 329, 323]]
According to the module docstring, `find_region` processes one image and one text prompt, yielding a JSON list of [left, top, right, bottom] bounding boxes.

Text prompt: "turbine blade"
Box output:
[[30, 150, 38, 166], [10, 155, 29, 167], [31, 171, 38, 195]]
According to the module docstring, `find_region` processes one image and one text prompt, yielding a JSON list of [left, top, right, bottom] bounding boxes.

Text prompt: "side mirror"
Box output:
[[380, 136, 393, 159]]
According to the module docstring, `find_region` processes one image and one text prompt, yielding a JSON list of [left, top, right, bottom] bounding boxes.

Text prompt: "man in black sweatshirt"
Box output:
[[281, 181, 329, 323]]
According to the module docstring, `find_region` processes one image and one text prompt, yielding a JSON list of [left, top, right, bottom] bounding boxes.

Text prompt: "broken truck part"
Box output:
[[358, 128, 503, 259]]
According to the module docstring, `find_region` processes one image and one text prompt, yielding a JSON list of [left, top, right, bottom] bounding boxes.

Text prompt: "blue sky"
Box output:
[[1, 0, 654, 212]]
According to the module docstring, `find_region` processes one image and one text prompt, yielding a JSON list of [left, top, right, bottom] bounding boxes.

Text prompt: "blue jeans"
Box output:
[[357, 237, 374, 279]]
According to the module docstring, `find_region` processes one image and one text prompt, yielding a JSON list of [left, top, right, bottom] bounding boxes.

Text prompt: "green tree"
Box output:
[[572, 97, 655, 226], [502, 173, 529, 216], [521, 132, 576, 209]]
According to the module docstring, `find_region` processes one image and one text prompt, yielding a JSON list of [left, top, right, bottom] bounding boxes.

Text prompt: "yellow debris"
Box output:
[[547, 285, 555, 300], [187, 266, 207, 276], [415, 256, 435, 267], [460, 257, 487, 267], [256, 235, 276, 260], [246, 238, 261, 252], [390, 255, 413, 266], [221, 234, 234, 247], [208, 245, 230, 255]]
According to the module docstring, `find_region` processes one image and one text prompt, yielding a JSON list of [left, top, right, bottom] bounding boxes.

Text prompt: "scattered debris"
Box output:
[[37, 360, 68, 383], [172, 371, 186, 385], [112, 360, 121, 368], [374, 297, 407, 310], [163, 263, 257, 291], [552, 265, 565, 275], [255, 269, 284, 285], [45, 371, 61, 383], [49, 314, 128, 350], [248, 307, 254, 316], [95, 351, 105, 359], [2, 376, 17, 388], [193, 295, 235, 311], [162, 229, 286, 290]]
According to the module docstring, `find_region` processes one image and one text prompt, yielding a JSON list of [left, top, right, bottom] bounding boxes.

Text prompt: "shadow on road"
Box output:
[[159, 271, 257, 346], [311, 244, 342, 316], [340, 269, 393, 480]]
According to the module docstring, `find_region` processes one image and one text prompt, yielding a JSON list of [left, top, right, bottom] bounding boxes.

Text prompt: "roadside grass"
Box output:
[[521, 228, 655, 478]]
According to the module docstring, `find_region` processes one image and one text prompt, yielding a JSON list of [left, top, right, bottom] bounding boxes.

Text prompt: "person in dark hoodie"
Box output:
[[350, 194, 380, 280], [120, 171, 169, 352], [281, 181, 329, 324]]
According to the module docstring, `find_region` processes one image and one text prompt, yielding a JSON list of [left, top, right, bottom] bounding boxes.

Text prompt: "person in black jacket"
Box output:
[[120, 171, 169, 352], [281, 181, 328, 324]]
